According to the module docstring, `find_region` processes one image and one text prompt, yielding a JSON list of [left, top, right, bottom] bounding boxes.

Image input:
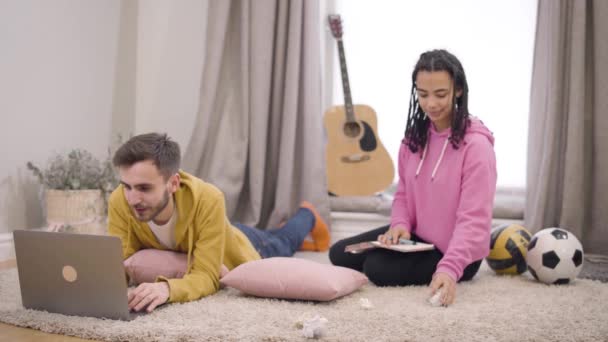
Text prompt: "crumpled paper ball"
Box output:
[[295, 314, 328, 339], [359, 297, 373, 309]]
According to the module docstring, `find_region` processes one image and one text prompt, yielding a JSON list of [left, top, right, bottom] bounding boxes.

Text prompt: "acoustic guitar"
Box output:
[[325, 15, 395, 196]]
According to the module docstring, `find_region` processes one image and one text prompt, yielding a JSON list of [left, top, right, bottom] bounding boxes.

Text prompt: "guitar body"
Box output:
[[324, 104, 395, 196]]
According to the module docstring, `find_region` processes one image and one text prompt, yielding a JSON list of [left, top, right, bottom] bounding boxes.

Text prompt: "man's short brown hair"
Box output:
[[112, 133, 180, 179]]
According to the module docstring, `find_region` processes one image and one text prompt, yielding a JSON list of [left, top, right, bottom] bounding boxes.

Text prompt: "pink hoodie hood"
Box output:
[[415, 118, 495, 180], [390, 117, 497, 281]]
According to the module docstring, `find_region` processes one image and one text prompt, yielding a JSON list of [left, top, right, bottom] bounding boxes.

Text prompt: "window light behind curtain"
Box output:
[[330, 0, 537, 188]]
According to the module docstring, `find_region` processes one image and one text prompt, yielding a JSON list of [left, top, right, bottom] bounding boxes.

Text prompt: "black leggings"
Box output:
[[329, 225, 482, 286]]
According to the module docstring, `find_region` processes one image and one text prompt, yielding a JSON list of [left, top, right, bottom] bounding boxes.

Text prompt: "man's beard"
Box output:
[[133, 190, 171, 222]]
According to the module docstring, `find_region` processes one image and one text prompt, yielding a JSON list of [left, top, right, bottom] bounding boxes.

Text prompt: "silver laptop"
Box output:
[[13, 230, 142, 321]]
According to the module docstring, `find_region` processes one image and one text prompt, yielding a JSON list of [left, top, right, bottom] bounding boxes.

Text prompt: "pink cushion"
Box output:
[[124, 249, 188, 285], [124, 249, 229, 285], [219, 257, 368, 301]]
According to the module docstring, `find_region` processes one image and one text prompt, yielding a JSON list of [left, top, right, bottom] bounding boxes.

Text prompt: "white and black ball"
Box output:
[[525, 228, 584, 285]]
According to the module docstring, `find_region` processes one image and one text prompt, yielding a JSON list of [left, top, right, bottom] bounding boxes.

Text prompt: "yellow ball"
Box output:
[[486, 224, 532, 275]]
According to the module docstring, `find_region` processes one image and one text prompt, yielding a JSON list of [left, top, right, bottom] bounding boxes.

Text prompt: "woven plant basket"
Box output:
[[45, 189, 106, 235]]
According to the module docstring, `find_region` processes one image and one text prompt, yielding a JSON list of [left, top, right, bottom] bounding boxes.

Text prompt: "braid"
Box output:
[[403, 84, 429, 153], [403, 49, 471, 153]]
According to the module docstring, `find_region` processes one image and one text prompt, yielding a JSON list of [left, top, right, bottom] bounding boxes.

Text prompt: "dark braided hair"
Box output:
[[403, 49, 470, 153]]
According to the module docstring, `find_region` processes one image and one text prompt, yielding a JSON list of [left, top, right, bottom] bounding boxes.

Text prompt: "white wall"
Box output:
[[0, 0, 209, 235], [0, 0, 534, 236], [135, 0, 207, 151], [333, 0, 537, 188], [0, 0, 121, 233]]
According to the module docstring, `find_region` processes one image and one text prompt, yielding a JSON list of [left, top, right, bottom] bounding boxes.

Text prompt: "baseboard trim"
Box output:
[[330, 211, 391, 243], [0, 233, 15, 262]]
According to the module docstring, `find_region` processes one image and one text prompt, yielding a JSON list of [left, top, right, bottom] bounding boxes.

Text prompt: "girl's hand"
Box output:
[[377, 225, 411, 245], [429, 272, 456, 306]]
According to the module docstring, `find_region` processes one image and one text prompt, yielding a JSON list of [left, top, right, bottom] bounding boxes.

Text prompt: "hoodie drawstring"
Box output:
[[187, 226, 193, 272], [127, 222, 132, 254], [431, 139, 449, 180], [415, 138, 450, 181], [415, 143, 429, 177]]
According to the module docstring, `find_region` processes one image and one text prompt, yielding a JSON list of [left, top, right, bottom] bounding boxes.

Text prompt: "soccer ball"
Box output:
[[525, 228, 584, 285], [486, 224, 532, 275]]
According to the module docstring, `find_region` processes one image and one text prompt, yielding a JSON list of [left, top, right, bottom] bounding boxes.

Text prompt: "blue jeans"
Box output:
[[234, 208, 315, 258]]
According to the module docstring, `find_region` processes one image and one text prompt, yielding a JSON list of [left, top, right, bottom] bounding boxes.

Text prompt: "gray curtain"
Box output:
[[183, 0, 330, 229], [525, 0, 608, 254]]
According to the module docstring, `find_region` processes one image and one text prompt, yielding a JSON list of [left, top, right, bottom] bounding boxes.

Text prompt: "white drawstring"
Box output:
[[431, 139, 450, 180], [415, 143, 428, 177], [415, 137, 450, 181]]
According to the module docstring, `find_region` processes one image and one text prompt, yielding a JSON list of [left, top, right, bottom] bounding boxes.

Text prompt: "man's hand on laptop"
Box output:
[[128, 282, 170, 312]]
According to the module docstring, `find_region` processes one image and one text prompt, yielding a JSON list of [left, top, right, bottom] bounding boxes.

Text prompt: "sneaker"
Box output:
[[299, 201, 330, 252]]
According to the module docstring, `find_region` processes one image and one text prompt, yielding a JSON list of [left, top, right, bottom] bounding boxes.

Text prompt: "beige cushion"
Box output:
[[329, 187, 525, 220], [492, 188, 525, 219], [329, 194, 392, 215]]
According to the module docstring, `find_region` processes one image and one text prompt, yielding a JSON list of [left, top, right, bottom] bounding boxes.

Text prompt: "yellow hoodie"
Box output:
[[107, 170, 261, 303]]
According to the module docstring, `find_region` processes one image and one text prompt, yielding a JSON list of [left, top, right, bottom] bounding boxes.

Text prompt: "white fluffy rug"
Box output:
[[1, 264, 607, 342]]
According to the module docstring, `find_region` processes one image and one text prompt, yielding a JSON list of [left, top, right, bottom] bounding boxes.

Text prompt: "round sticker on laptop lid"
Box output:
[[62, 265, 78, 283]]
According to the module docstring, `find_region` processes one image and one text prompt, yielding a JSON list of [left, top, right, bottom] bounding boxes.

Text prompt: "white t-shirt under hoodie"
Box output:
[[148, 206, 177, 249]]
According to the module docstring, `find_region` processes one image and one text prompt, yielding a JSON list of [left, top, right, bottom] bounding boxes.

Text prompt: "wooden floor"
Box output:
[[0, 259, 98, 342]]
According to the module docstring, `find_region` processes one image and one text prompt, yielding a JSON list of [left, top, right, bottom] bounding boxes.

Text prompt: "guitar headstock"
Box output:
[[328, 14, 343, 39]]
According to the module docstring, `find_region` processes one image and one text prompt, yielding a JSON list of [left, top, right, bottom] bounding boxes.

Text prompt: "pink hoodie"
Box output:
[[390, 117, 497, 281]]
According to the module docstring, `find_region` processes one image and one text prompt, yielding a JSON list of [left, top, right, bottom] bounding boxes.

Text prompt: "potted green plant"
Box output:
[[26, 148, 119, 235]]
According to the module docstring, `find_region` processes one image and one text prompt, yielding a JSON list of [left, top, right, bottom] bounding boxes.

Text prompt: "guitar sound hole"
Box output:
[[343, 122, 361, 138]]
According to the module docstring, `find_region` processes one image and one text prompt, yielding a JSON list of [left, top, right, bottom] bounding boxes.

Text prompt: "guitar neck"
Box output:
[[336, 39, 356, 123]]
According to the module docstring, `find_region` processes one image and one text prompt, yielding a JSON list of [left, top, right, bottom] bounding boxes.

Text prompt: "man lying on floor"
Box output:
[[108, 132, 330, 312]]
